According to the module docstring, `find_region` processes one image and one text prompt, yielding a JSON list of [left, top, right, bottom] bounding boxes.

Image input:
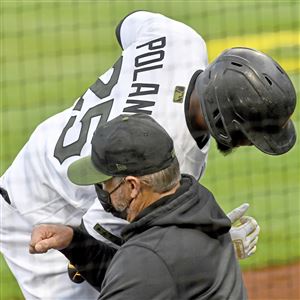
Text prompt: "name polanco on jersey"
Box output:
[[123, 36, 166, 115]]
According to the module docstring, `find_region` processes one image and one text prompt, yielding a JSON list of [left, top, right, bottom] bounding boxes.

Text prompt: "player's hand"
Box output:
[[227, 203, 260, 260], [29, 224, 74, 254], [68, 263, 85, 284]]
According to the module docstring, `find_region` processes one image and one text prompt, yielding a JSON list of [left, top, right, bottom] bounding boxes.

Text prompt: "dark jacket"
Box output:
[[63, 175, 247, 299]]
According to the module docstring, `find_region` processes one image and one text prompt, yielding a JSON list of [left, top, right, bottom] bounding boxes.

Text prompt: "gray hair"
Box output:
[[111, 158, 181, 194], [138, 157, 181, 193]]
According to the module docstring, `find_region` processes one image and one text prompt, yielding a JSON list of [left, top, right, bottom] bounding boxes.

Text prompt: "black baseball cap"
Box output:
[[67, 114, 176, 185]]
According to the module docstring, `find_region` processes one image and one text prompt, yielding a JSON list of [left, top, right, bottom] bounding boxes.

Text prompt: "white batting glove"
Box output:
[[227, 203, 260, 260]]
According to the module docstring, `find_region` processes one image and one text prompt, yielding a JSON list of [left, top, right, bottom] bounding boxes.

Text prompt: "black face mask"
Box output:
[[94, 180, 128, 220]]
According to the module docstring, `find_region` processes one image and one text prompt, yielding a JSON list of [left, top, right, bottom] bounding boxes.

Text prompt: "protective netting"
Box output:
[[1, 1, 299, 299]]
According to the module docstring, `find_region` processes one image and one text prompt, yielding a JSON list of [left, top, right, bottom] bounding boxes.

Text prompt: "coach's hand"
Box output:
[[227, 203, 260, 260], [29, 224, 74, 254]]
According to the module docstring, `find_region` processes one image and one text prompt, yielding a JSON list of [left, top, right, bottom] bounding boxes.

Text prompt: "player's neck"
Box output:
[[188, 88, 208, 131]]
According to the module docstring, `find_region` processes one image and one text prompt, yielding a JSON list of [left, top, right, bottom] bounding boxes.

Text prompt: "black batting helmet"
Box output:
[[196, 47, 297, 155]]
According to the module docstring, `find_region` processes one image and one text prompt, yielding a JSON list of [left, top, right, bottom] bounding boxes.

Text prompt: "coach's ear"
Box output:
[[124, 176, 141, 199]]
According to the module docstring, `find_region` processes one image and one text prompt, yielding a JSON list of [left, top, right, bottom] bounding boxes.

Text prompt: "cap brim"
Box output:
[[67, 156, 112, 186], [243, 119, 297, 155]]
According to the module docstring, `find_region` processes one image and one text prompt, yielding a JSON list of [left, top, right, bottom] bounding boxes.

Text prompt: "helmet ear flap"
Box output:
[[212, 108, 230, 142], [197, 75, 234, 148]]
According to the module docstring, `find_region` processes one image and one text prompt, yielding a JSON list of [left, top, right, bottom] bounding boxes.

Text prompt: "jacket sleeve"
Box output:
[[99, 245, 177, 300], [60, 227, 117, 292]]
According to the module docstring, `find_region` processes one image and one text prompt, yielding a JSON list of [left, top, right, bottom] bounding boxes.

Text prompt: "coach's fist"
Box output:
[[29, 224, 74, 254]]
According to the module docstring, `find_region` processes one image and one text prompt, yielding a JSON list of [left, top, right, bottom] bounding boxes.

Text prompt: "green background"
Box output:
[[1, 1, 299, 299]]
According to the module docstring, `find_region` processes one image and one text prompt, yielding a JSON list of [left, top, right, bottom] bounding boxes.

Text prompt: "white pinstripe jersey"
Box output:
[[1, 11, 210, 228]]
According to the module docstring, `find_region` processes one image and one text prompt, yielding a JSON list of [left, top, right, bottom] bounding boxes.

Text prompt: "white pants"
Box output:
[[0, 195, 100, 300]]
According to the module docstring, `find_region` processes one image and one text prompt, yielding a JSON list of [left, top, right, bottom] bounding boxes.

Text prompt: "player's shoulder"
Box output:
[[117, 10, 203, 47], [126, 10, 197, 33], [118, 10, 166, 28]]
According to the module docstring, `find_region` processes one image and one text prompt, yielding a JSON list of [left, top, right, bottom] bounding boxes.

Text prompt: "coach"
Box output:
[[30, 113, 247, 299]]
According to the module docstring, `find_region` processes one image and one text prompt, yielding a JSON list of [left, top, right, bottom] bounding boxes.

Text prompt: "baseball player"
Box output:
[[1, 11, 296, 299]]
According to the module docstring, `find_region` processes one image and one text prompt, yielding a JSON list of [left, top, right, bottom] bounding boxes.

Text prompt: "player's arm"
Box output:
[[30, 224, 117, 291], [226, 203, 260, 259]]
